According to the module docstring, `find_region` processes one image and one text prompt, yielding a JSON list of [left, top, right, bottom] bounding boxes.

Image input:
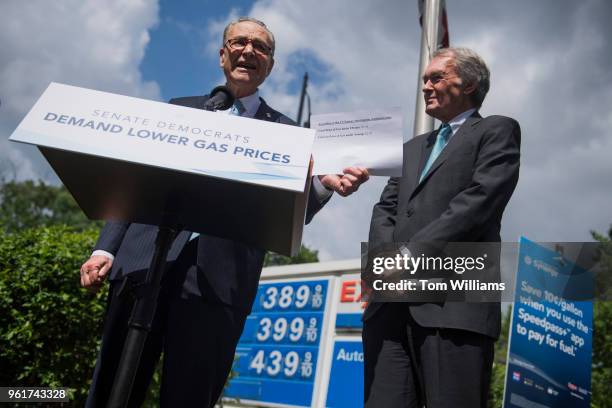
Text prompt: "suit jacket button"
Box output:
[[406, 208, 414, 217]]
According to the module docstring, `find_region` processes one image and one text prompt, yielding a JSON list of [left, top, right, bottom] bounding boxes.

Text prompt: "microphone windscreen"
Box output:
[[203, 86, 235, 111]]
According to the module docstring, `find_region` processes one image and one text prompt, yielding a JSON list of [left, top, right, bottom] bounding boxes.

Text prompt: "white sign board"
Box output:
[[10, 82, 315, 192], [311, 107, 403, 176]]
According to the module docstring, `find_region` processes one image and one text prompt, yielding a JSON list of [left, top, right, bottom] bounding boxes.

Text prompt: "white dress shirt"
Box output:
[[446, 108, 476, 138]]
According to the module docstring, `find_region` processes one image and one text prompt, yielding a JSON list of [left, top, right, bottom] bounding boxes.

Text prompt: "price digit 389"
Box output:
[[259, 282, 327, 311]]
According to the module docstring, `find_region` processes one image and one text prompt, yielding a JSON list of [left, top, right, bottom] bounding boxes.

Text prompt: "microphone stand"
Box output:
[[107, 88, 233, 407], [107, 225, 177, 408]]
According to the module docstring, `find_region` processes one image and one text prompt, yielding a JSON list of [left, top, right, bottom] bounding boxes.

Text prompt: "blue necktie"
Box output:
[[228, 100, 245, 116], [419, 123, 452, 182], [190, 100, 246, 242]]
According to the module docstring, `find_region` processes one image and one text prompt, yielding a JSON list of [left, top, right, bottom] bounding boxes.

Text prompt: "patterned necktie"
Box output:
[[419, 123, 452, 182], [229, 99, 246, 116]]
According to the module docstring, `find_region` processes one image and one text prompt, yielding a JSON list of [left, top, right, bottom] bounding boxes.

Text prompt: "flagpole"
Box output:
[[413, 0, 443, 137], [296, 72, 308, 126]]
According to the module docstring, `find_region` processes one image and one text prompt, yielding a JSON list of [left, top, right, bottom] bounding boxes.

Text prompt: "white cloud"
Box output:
[[252, 1, 419, 116], [0, 0, 160, 181]]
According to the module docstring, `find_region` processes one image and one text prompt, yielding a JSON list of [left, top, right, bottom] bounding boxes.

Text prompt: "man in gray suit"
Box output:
[[80, 17, 368, 407], [364, 47, 520, 407]]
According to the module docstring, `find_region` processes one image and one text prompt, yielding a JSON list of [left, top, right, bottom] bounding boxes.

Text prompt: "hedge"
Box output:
[[0, 226, 105, 405]]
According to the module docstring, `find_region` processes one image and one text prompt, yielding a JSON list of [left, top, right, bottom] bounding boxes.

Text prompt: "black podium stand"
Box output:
[[106, 226, 175, 407]]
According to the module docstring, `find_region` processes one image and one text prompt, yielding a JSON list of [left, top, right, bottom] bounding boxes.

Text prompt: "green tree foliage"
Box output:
[[592, 226, 612, 301], [592, 302, 612, 408], [0, 180, 100, 232], [591, 226, 612, 408], [264, 244, 319, 266], [488, 305, 512, 408], [0, 226, 106, 405]]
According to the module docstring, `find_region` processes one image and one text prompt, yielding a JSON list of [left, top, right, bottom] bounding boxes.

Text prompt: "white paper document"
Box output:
[[311, 107, 403, 176]]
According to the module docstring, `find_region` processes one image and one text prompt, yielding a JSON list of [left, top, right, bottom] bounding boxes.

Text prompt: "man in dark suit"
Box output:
[[364, 47, 520, 407], [80, 17, 368, 407]]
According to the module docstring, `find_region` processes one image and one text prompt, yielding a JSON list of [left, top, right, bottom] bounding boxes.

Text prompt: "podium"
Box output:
[[10, 82, 317, 407], [39, 146, 311, 256], [10, 82, 316, 256]]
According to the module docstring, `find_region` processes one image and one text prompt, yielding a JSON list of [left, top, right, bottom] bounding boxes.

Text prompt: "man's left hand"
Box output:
[[319, 166, 369, 197]]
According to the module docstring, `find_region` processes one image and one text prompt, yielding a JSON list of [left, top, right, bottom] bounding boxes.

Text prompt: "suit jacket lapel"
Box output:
[[254, 98, 275, 122], [407, 134, 435, 200], [416, 131, 437, 184]]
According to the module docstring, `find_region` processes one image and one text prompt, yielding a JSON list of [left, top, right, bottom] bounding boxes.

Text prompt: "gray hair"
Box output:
[[433, 47, 490, 107], [222, 17, 276, 56]]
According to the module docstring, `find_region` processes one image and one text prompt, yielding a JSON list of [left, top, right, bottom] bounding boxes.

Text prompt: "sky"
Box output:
[[1, 0, 611, 261]]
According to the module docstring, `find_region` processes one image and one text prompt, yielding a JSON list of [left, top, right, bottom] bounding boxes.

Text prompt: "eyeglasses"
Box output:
[[225, 37, 273, 56], [422, 73, 459, 85]]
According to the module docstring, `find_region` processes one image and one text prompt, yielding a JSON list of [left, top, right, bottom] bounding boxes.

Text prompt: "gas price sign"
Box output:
[[225, 278, 331, 407]]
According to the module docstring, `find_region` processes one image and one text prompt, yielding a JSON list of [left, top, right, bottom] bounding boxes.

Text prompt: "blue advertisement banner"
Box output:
[[504, 238, 593, 407]]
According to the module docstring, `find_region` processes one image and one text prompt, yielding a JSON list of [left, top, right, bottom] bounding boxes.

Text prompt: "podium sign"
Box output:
[[9, 82, 316, 255]]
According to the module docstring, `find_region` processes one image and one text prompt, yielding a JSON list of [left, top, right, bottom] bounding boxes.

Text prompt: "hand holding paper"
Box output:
[[319, 166, 370, 197]]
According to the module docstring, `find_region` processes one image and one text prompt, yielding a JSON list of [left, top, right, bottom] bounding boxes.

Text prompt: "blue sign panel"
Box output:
[[335, 313, 362, 329], [504, 238, 593, 408], [325, 339, 364, 408], [241, 313, 323, 345], [226, 279, 329, 407], [335, 275, 363, 330]]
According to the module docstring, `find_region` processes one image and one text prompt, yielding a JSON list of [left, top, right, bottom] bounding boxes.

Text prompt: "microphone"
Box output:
[[202, 85, 235, 111]]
